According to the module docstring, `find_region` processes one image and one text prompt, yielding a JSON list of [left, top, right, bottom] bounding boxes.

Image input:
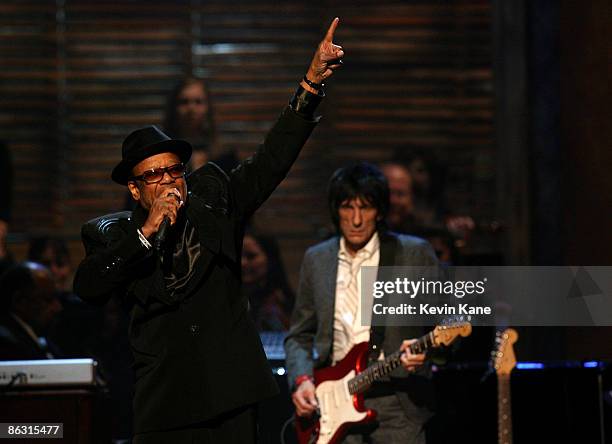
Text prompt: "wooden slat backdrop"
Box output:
[[0, 1, 60, 228], [1, 0, 494, 287], [62, 1, 191, 222]]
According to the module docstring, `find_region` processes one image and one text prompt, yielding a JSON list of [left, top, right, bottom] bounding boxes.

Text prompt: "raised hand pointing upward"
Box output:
[[301, 17, 344, 93]]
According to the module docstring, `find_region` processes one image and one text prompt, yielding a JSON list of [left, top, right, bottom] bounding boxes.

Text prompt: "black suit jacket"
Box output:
[[74, 106, 318, 434]]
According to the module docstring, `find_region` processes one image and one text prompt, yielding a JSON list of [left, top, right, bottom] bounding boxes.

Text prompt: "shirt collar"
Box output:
[[339, 231, 380, 261]]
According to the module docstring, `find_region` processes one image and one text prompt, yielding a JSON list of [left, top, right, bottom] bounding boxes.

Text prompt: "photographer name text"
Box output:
[[372, 302, 492, 316]]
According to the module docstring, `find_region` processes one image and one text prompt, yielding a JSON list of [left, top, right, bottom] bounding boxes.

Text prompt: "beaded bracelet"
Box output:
[[302, 75, 324, 91]]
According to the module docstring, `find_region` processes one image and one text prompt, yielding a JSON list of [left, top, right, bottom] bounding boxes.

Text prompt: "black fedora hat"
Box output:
[[111, 125, 192, 185]]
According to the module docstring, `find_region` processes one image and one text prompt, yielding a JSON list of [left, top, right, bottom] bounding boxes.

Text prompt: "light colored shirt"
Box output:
[[332, 232, 380, 364]]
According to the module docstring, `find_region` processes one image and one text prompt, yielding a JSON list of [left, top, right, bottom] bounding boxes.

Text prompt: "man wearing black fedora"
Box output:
[[74, 18, 343, 443]]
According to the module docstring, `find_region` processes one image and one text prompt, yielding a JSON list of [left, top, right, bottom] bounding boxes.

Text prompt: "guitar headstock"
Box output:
[[432, 322, 472, 346], [492, 328, 518, 376]]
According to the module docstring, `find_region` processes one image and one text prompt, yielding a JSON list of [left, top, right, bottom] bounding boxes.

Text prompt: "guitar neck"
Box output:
[[348, 331, 436, 395], [497, 375, 513, 444]]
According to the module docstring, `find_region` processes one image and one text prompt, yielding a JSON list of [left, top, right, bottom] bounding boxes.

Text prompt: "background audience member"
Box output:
[[403, 149, 449, 229], [164, 77, 238, 173], [0, 261, 62, 360], [242, 231, 295, 331], [383, 151, 476, 264], [404, 149, 475, 234], [380, 161, 416, 233], [27, 237, 72, 294], [26, 236, 101, 358]]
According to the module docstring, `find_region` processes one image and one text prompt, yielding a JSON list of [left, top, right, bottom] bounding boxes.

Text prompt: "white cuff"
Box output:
[[137, 228, 152, 250]]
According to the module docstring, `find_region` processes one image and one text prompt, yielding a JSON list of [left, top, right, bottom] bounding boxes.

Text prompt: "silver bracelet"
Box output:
[[137, 228, 152, 250]]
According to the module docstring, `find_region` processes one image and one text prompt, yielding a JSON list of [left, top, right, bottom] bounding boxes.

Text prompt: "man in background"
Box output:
[[380, 161, 416, 233], [0, 262, 62, 360]]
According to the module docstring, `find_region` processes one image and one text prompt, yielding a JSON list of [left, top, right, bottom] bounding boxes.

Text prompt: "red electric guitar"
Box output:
[[295, 322, 472, 444]]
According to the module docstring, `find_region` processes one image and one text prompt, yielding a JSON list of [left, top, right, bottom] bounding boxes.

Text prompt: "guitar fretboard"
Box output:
[[498, 374, 513, 444], [347, 331, 435, 395]]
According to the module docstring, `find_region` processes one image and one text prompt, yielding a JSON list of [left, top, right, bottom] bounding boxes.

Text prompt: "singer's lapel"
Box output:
[[129, 203, 211, 307], [128, 194, 237, 306], [182, 192, 234, 296]]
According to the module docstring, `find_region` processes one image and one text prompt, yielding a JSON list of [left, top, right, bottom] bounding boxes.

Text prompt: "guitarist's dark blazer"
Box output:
[[284, 231, 438, 420], [73, 106, 318, 434]]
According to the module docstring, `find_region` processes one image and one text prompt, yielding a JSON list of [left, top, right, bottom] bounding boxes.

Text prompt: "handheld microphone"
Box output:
[[154, 216, 170, 251], [154, 190, 181, 252]]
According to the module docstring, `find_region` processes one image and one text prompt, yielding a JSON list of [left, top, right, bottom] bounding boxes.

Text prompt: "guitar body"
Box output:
[[293, 323, 471, 444], [295, 342, 377, 444]]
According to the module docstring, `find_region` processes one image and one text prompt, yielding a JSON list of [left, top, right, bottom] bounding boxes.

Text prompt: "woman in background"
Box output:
[[241, 231, 294, 331], [164, 77, 237, 173]]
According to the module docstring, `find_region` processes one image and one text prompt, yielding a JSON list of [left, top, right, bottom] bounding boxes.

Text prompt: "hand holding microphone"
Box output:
[[140, 188, 184, 250]]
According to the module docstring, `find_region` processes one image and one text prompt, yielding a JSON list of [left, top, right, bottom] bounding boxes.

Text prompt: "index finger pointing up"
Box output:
[[324, 17, 340, 42]]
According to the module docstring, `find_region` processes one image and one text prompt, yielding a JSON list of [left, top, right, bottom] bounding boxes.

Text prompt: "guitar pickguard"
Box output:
[[314, 370, 367, 444]]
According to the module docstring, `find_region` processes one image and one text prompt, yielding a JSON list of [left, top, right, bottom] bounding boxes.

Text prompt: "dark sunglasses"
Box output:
[[131, 163, 186, 184]]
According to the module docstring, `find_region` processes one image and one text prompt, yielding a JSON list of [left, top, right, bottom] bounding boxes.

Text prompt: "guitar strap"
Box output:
[[368, 324, 386, 364], [367, 232, 398, 364]]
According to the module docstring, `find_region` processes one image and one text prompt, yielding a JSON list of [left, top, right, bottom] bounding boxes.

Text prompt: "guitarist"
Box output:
[[285, 162, 438, 443]]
